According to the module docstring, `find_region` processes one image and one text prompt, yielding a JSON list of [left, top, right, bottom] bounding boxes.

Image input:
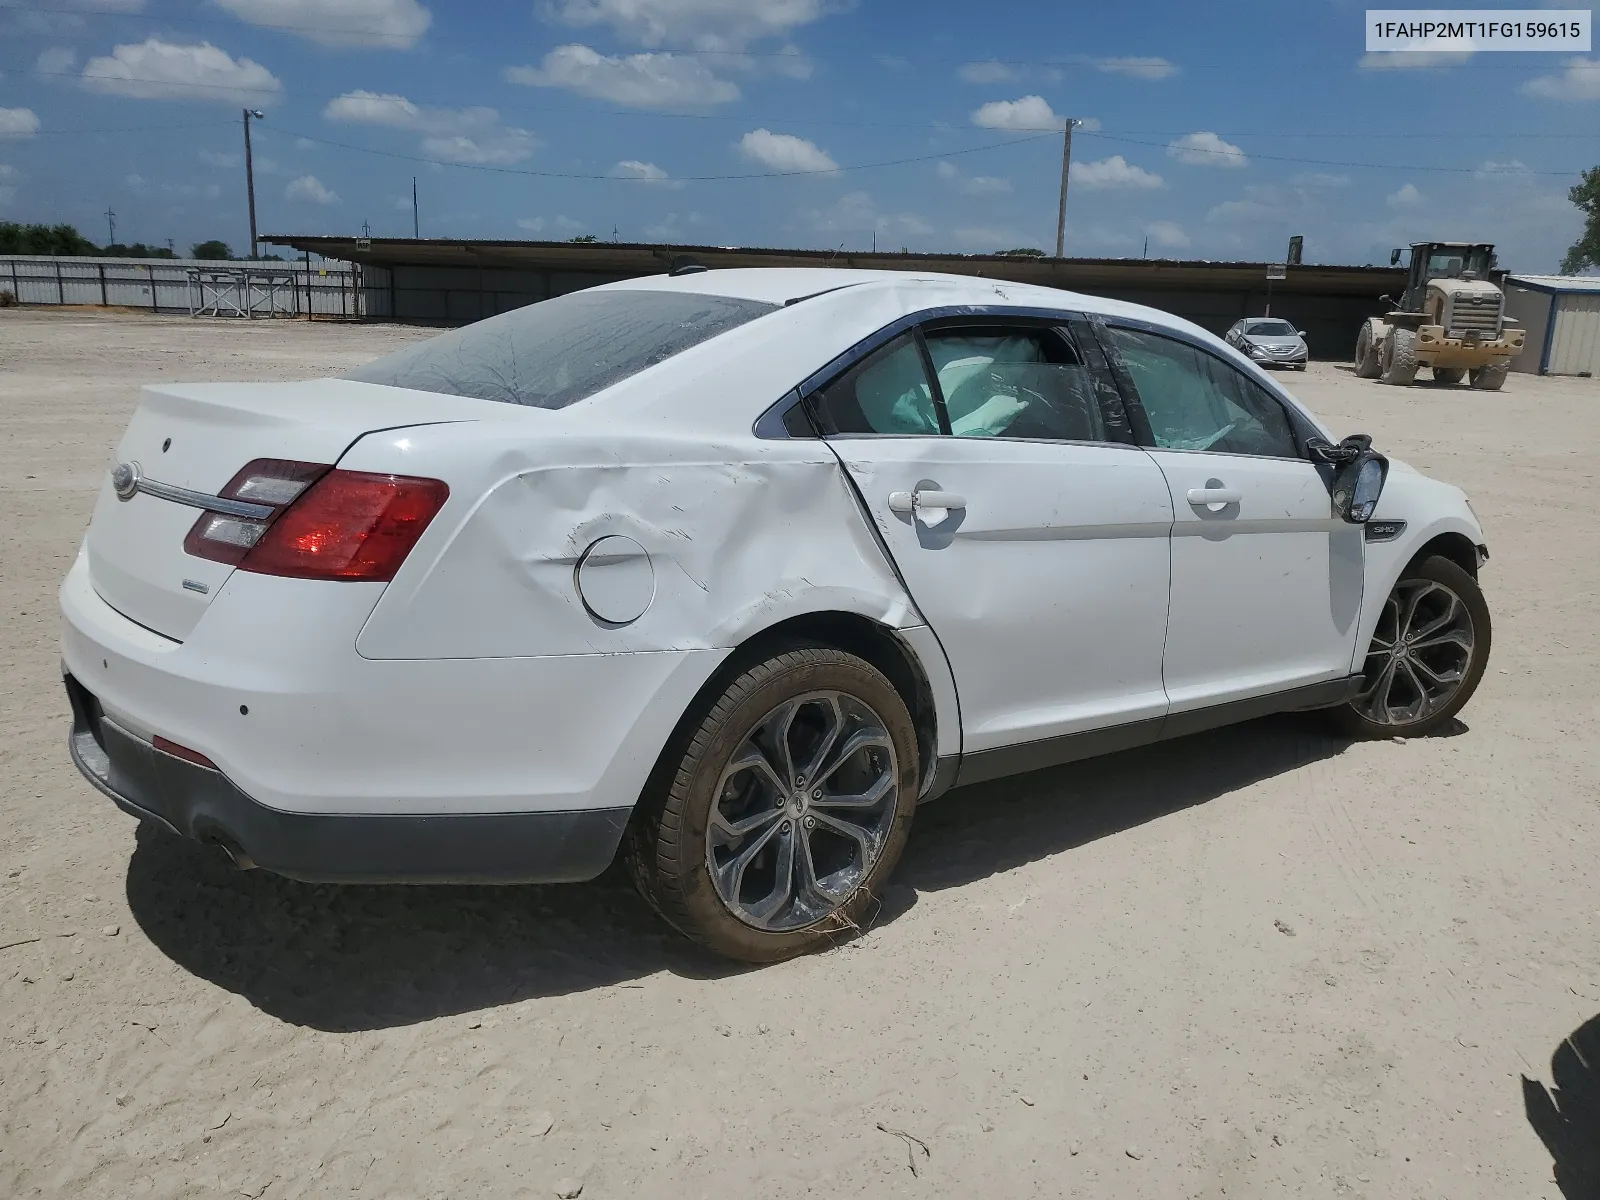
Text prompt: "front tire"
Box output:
[[1432, 367, 1465, 385], [1379, 328, 1418, 385], [1332, 555, 1491, 739], [1354, 321, 1382, 378], [624, 647, 919, 963], [1470, 362, 1509, 390]]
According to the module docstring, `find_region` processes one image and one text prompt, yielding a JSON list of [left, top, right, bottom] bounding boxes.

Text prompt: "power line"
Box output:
[[25, 120, 238, 135], [258, 122, 1063, 180], [1079, 130, 1586, 176]]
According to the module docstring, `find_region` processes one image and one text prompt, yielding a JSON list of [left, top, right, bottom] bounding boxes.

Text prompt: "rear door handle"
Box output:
[[1186, 486, 1241, 506], [888, 489, 967, 525]]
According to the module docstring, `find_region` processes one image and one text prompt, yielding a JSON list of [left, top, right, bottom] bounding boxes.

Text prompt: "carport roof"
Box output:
[[262, 235, 1406, 297], [1508, 274, 1600, 295]]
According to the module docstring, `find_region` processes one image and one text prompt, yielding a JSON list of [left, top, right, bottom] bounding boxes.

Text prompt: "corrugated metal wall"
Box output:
[[0, 255, 361, 316], [1549, 294, 1600, 377], [1504, 284, 1552, 374]]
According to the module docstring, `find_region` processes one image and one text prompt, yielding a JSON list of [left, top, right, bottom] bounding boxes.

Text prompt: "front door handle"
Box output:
[[1186, 486, 1241, 507], [888, 489, 967, 525]]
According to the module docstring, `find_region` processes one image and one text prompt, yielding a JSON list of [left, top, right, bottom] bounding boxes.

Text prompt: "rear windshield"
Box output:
[[1244, 319, 1296, 335], [345, 288, 778, 409]]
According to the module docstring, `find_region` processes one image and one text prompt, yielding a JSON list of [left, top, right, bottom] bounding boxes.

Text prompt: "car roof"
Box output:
[[592, 266, 1201, 331]]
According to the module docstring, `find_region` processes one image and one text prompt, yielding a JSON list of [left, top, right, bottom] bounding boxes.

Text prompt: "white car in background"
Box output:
[[60, 269, 1492, 963]]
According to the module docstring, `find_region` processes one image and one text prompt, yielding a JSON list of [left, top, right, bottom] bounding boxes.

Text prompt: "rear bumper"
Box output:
[[66, 673, 627, 883]]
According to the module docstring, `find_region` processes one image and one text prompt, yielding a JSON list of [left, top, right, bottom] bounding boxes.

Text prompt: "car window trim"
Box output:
[[1085, 314, 1321, 461]]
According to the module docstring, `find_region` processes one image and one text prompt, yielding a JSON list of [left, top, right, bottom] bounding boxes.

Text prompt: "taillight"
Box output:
[[183, 459, 330, 566], [152, 735, 218, 770], [183, 459, 448, 582]]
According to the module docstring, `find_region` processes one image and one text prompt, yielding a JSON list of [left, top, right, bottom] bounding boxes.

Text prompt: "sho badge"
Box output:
[[111, 461, 141, 501]]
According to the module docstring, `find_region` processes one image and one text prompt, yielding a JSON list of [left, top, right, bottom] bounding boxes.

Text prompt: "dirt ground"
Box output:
[[1, 308, 1596, 1199]]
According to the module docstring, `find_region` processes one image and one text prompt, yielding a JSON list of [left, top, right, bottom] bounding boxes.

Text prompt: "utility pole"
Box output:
[[242, 107, 265, 259], [1054, 117, 1078, 259], [1053, 117, 1078, 258], [412, 177, 419, 239], [104, 206, 116, 247]]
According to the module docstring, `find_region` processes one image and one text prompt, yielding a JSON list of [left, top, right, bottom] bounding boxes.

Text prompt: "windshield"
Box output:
[[345, 288, 778, 408], [1244, 320, 1296, 336], [1423, 247, 1493, 279]]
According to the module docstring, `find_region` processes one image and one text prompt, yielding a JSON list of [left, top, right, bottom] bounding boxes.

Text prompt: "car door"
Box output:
[[1096, 322, 1365, 715], [806, 319, 1174, 766]]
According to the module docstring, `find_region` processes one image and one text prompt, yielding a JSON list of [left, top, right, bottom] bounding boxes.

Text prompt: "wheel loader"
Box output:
[[1353, 241, 1525, 389]]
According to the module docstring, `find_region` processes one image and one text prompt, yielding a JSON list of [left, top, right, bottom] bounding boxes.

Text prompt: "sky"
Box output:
[[0, 0, 1596, 269]]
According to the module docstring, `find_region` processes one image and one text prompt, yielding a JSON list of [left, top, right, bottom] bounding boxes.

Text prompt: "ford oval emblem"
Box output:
[[111, 461, 140, 501]]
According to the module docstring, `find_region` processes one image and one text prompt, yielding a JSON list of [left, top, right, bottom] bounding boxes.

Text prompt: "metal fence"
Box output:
[[0, 254, 364, 318]]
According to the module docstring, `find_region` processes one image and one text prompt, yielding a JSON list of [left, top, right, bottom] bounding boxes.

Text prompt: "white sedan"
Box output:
[[60, 269, 1492, 962]]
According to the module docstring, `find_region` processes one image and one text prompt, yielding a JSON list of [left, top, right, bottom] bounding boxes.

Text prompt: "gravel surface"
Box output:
[[2, 308, 1597, 1198]]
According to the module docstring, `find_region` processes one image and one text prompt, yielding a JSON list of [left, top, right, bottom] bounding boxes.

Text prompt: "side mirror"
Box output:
[[1332, 450, 1389, 524], [1390, 249, 1402, 266]]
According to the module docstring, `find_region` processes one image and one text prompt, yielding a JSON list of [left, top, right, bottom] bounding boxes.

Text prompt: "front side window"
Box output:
[[808, 333, 941, 435], [923, 327, 1105, 442], [1103, 326, 1300, 458], [345, 288, 777, 409]]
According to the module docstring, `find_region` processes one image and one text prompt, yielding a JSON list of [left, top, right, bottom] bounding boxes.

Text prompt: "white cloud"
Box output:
[[34, 46, 76, 77], [199, 148, 241, 168], [546, 0, 827, 52], [285, 174, 339, 204], [1522, 57, 1600, 101], [738, 128, 836, 173], [1358, 50, 1473, 70], [803, 190, 932, 239], [1144, 220, 1189, 249], [81, 39, 282, 104], [1293, 171, 1350, 188], [958, 60, 1018, 84], [643, 210, 704, 239], [212, 0, 430, 49], [971, 95, 1062, 131], [951, 226, 1022, 251], [1073, 155, 1165, 190], [505, 44, 738, 108], [0, 108, 40, 138], [122, 172, 148, 192], [1167, 130, 1248, 168], [1386, 182, 1424, 209], [936, 160, 1011, 195], [324, 90, 535, 164], [4, 0, 142, 38], [1476, 159, 1533, 179], [1097, 56, 1177, 80], [610, 159, 684, 188]]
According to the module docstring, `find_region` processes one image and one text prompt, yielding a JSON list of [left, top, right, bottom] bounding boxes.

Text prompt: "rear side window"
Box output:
[[345, 289, 778, 409], [808, 334, 942, 435], [923, 327, 1104, 442]]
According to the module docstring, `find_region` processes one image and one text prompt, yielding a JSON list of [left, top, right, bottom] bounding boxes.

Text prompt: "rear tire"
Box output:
[[624, 647, 919, 964], [1432, 367, 1465, 385], [1379, 328, 1418, 385], [1470, 362, 1509, 390], [1354, 321, 1382, 378], [1330, 555, 1491, 740]]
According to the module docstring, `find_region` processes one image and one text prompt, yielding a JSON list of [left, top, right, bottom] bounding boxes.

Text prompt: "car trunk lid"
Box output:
[[86, 378, 485, 641]]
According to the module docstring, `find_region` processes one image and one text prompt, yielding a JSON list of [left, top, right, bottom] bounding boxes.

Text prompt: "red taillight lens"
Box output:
[[238, 470, 449, 581]]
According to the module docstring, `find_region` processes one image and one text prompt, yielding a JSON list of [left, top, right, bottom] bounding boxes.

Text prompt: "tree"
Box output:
[[0, 221, 99, 255], [995, 247, 1045, 257], [1560, 166, 1600, 275], [568, 234, 598, 243], [190, 240, 233, 260]]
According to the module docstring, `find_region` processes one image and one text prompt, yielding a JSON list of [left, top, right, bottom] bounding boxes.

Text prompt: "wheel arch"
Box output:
[[1407, 531, 1479, 580], [635, 611, 957, 820]]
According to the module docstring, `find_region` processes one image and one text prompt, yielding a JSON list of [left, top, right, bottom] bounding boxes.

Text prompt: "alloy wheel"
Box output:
[[1353, 578, 1476, 726], [704, 690, 900, 932]]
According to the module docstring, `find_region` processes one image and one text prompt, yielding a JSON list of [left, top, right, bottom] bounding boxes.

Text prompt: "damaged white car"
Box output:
[[61, 269, 1492, 962]]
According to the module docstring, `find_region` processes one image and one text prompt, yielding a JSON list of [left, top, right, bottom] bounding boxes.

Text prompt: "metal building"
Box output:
[[1504, 274, 1600, 377]]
